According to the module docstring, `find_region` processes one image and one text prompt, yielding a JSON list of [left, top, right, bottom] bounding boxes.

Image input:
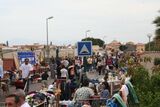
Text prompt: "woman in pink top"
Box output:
[[119, 78, 129, 105]]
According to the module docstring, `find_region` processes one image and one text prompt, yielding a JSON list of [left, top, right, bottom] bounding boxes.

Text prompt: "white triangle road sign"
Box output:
[[80, 44, 90, 54]]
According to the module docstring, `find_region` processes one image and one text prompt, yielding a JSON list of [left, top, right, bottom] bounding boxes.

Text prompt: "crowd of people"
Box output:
[[3, 51, 139, 107]]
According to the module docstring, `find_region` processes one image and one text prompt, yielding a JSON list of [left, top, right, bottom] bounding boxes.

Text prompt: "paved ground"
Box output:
[[86, 71, 104, 80], [0, 78, 55, 102]]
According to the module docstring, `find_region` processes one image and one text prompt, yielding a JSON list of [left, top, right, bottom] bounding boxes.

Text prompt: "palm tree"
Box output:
[[153, 12, 160, 50]]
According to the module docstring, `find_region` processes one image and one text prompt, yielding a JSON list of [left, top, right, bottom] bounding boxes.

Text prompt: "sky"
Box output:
[[0, 0, 160, 46]]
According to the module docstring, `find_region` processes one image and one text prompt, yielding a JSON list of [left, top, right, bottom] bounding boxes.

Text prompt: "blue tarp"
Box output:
[[17, 51, 36, 65]]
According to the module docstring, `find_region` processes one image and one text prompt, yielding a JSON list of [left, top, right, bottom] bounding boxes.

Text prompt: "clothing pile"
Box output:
[[26, 91, 55, 106]]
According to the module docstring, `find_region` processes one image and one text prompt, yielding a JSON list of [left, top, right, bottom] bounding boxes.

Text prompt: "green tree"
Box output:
[[154, 57, 160, 66], [118, 52, 160, 107], [153, 12, 160, 50], [82, 37, 105, 47], [119, 45, 128, 51], [127, 65, 160, 107], [145, 41, 156, 51]]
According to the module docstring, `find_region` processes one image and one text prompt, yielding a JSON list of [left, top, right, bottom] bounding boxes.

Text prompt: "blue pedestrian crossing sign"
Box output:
[[77, 41, 92, 56]]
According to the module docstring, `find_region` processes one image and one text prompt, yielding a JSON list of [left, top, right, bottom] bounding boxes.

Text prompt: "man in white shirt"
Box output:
[[60, 65, 68, 79], [62, 59, 69, 68], [19, 58, 33, 92]]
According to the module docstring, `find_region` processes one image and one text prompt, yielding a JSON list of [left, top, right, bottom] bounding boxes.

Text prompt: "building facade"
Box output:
[[136, 43, 145, 53], [106, 40, 121, 51]]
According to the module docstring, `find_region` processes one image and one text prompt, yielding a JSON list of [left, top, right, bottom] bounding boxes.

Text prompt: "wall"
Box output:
[[3, 58, 16, 71]]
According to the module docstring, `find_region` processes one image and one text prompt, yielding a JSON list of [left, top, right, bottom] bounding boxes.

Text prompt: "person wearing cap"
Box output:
[[73, 79, 94, 106]]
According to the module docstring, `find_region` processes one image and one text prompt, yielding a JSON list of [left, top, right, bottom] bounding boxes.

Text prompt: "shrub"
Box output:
[[154, 57, 160, 66], [129, 65, 160, 107], [150, 74, 160, 92]]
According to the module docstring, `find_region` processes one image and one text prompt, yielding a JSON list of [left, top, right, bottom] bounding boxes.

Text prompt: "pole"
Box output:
[[46, 19, 49, 62], [149, 37, 151, 51], [46, 16, 53, 63], [85, 31, 87, 38], [85, 30, 90, 38]]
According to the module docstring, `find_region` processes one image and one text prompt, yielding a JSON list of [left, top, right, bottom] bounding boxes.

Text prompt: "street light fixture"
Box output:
[[46, 16, 53, 62], [85, 30, 90, 38], [147, 34, 152, 51]]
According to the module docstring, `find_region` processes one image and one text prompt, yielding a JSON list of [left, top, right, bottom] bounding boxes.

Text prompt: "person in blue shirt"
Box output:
[[100, 82, 110, 105], [0, 65, 3, 78]]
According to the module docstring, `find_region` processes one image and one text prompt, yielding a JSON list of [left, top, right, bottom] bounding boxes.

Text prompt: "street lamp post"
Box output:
[[85, 30, 90, 38], [46, 16, 53, 62], [147, 34, 152, 51]]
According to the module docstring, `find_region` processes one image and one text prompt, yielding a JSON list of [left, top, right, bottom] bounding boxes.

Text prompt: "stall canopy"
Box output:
[[18, 51, 36, 65]]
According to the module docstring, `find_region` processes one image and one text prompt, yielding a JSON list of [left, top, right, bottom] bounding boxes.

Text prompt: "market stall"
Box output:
[[26, 91, 55, 107]]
